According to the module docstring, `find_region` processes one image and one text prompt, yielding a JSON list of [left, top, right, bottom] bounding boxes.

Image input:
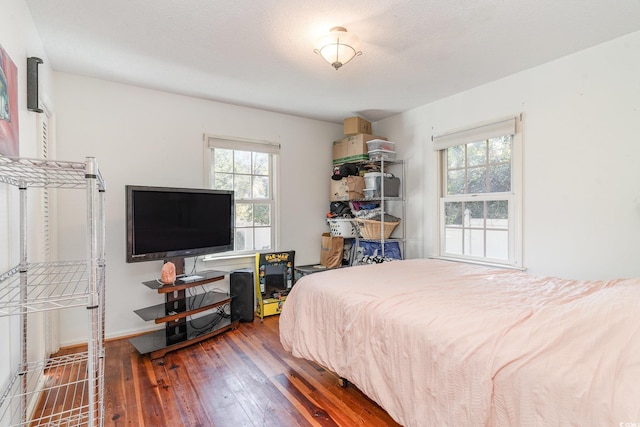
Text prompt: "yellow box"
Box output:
[[344, 117, 372, 135], [333, 134, 386, 165]]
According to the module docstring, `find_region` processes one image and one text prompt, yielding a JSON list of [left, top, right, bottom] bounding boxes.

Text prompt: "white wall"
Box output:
[[0, 0, 56, 415], [52, 73, 342, 344], [7, 0, 640, 351], [375, 30, 640, 281]]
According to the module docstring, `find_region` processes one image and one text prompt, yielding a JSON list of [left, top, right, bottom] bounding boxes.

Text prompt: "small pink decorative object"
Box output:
[[161, 262, 176, 284]]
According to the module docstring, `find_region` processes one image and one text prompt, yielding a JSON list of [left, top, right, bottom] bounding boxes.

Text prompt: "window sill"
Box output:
[[430, 256, 526, 271], [201, 252, 257, 262]]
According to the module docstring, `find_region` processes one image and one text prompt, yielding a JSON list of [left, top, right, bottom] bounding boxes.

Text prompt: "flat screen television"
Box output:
[[126, 185, 234, 263]]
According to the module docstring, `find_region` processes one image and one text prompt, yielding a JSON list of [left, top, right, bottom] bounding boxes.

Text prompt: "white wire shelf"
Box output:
[[0, 154, 106, 427], [351, 196, 404, 202], [0, 156, 105, 190], [357, 238, 405, 243], [0, 261, 104, 317], [0, 352, 104, 427]]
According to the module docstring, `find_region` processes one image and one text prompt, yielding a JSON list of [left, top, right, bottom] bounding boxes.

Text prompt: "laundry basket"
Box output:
[[327, 218, 357, 238]]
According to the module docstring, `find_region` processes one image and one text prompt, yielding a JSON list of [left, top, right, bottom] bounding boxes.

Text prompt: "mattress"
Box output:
[[279, 258, 640, 426]]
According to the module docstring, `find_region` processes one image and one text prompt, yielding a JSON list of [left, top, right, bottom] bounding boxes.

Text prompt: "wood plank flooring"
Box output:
[[101, 315, 402, 426]]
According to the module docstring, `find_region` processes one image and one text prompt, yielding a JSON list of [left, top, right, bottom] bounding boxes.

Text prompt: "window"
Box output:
[[434, 116, 522, 267], [206, 136, 279, 254]]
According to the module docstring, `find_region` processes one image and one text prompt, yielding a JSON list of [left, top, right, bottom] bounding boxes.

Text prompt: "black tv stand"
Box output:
[[129, 269, 239, 359]]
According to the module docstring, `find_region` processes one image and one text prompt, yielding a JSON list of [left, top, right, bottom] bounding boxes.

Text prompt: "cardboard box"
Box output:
[[330, 176, 365, 201], [344, 116, 372, 135], [333, 134, 386, 165]]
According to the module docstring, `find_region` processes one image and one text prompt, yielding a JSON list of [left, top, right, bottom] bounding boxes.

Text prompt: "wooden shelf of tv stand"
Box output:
[[129, 314, 240, 359], [131, 269, 238, 359], [134, 290, 232, 323]]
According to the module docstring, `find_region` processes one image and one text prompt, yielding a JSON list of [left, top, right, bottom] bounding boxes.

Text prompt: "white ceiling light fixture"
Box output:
[[314, 27, 362, 70]]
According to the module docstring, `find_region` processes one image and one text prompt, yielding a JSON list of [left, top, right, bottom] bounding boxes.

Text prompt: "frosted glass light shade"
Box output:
[[314, 27, 362, 70]]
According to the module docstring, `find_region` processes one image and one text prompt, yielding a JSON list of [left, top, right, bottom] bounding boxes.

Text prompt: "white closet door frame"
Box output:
[[37, 103, 60, 356]]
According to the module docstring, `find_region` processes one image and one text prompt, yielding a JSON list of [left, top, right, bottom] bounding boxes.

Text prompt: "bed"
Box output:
[[279, 258, 640, 426]]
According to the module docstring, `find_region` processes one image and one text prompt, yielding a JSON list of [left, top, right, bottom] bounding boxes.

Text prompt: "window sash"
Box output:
[[434, 115, 522, 268], [205, 135, 279, 255], [444, 135, 513, 196], [439, 193, 515, 264]]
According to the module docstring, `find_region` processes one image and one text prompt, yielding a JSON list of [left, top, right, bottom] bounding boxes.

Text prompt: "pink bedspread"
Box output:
[[279, 259, 640, 426]]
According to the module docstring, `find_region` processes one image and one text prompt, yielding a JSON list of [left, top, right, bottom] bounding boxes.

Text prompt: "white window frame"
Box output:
[[203, 134, 280, 258], [433, 115, 523, 268]]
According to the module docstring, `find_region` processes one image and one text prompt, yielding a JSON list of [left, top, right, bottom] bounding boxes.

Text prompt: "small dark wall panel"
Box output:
[[27, 57, 43, 113]]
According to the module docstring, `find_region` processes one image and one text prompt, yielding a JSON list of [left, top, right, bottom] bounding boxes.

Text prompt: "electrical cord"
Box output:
[[163, 261, 232, 340], [185, 285, 229, 311], [188, 311, 225, 337], [188, 256, 199, 276]]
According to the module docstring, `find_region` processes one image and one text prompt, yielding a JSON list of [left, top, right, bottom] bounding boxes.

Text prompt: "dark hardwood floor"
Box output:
[[100, 315, 402, 426]]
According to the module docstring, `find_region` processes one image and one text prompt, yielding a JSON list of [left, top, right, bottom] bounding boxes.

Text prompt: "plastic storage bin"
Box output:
[[363, 172, 401, 197], [366, 139, 396, 152], [368, 149, 397, 161]]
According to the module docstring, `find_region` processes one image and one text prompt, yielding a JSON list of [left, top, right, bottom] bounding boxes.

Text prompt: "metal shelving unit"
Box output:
[[352, 158, 405, 263], [0, 156, 106, 427]]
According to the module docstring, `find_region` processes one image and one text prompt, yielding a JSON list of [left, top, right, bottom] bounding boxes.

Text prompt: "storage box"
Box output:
[[368, 149, 397, 161], [330, 176, 365, 201], [333, 134, 387, 165], [363, 172, 401, 197], [366, 139, 396, 152], [344, 117, 372, 135]]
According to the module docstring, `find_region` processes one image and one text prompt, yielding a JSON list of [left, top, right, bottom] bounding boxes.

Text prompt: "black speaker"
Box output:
[[27, 57, 43, 113], [230, 269, 254, 323]]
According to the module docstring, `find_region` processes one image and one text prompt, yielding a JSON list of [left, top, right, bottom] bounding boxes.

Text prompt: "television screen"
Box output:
[[126, 185, 234, 263]]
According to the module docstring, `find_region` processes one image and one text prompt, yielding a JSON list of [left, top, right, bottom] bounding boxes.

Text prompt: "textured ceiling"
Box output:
[[25, 0, 640, 124]]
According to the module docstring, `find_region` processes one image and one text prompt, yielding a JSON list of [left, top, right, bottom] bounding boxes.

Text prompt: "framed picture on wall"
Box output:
[[0, 44, 19, 157]]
